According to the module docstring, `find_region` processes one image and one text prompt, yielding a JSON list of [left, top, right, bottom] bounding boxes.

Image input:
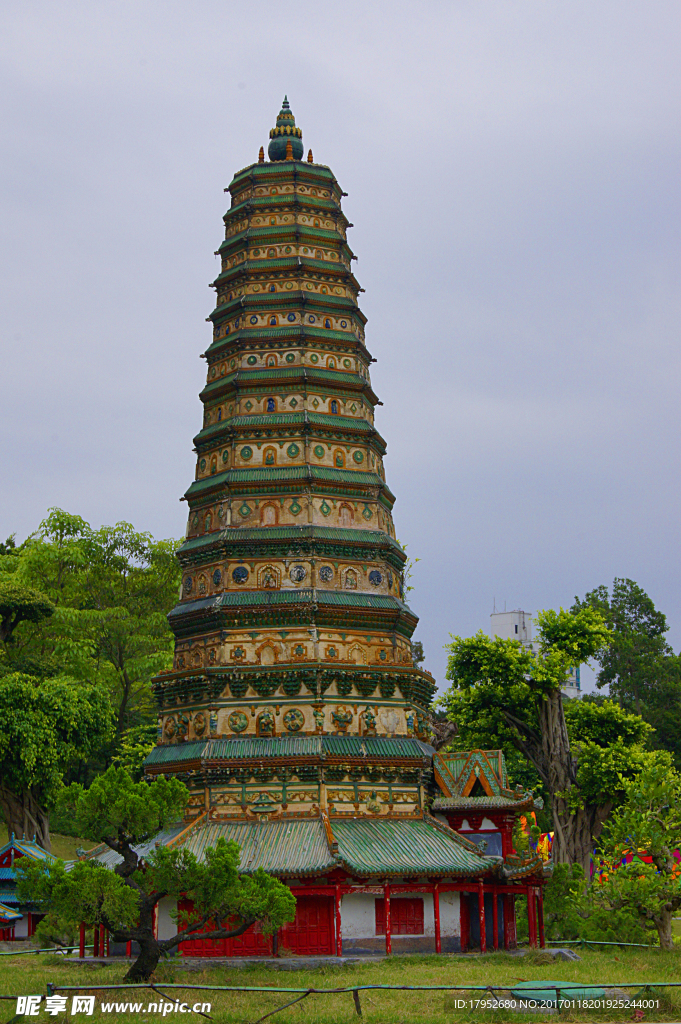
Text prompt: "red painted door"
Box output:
[[280, 897, 334, 955]]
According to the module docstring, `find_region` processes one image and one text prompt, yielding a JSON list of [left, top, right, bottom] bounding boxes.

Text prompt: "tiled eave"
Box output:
[[166, 589, 419, 640], [176, 525, 407, 568], [193, 413, 385, 454], [199, 364, 379, 406], [432, 794, 537, 813]]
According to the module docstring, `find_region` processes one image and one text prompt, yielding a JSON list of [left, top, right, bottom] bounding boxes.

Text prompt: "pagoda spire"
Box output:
[[268, 95, 304, 161]]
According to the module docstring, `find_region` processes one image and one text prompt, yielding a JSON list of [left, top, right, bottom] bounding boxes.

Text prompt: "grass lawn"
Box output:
[[1, 948, 680, 1023], [0, 828, 97, 861]]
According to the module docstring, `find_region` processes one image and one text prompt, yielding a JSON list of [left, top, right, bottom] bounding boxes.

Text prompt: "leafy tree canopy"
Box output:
[[440, 607, 669, 870], [574, 579, 681, 765], [0, 673, 113, 850], [0, 508, 181, 735], [585, 763, 681, 949]]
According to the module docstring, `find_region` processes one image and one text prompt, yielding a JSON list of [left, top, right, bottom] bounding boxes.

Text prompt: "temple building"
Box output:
[[108, 98, 548, 956], [0, 835, 53, 941]]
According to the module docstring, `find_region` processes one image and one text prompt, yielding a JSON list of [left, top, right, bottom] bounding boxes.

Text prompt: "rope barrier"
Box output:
[[0, 976, 672, 1022]]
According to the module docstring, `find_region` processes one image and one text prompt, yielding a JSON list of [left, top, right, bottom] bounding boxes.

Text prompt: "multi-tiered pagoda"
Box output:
[[140, 100, 547, 956]]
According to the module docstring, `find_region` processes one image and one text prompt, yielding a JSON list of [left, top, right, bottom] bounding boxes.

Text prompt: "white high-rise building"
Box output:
[[490, 609, 581, 699]]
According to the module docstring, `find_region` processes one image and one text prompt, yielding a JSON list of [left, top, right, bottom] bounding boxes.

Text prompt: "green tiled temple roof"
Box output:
[[331, 817, 497, 878], [170, 589, 412, 615], [0, 900, 21, 922], [432, 794, 536, 811], [177, 525, 405, 560], [200, 366, 369, 396], [194, 413, 381, 446], [229, 162, 336, 187], [86, 816, 497, 879], [144, 735, 434, 768], [184, 466, 393, 501]]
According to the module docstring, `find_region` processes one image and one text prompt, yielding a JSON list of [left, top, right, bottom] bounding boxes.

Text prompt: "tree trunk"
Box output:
[[653, 907, 674, 951], [536, 688, 604, 876], [0, 785, 51, 852], [123, 934, 162, 982]]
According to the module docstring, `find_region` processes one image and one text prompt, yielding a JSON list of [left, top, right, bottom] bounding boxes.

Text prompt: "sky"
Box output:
[[1, 1, 679, 691]]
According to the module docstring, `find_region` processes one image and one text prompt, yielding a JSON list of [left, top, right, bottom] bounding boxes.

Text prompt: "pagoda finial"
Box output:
[[307, 149, 313, 163], [258, 146, 264, 163], [268, 95, 303, 161]]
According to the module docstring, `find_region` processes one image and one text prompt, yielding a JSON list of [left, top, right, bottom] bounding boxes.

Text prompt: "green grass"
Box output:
[[0, 827, 97, 861], [1, 948, 680, 1023]]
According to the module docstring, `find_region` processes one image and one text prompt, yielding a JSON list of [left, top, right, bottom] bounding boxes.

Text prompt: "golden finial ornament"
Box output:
[[285, 140, 293, 160], [258, 146, 264, 163], [307, 149, 313, 163]]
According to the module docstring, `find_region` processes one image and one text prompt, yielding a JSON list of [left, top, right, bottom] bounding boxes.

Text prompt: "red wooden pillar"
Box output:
[[478, 880, 486, 954], [79, 922, 85, 958], [527, 887, 537, 948], [460, 890, 470, 951], [433, 884, 441, 954], [537, 886, 545, 949], [384, 883, 392, 955], [335, 884, 342, 957], [126, 940, 132, 958], [93, 924, 99, 958], [492, 885, 499, 951]]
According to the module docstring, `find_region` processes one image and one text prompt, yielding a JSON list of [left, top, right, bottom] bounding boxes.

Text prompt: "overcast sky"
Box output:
[[2, 1, 679, 690]]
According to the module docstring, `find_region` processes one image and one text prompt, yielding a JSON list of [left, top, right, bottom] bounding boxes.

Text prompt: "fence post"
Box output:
[[79, 923, 85, 959]]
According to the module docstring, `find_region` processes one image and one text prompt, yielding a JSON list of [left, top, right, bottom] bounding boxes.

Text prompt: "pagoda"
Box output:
[[140, 100, 547, 956]]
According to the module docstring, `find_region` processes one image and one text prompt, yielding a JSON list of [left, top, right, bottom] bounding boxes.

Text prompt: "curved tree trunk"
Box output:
[[0, 785, 51, 852], [534, 689, 608, 875], [653, 907, 674, 950], [123, 935, 162, 982]]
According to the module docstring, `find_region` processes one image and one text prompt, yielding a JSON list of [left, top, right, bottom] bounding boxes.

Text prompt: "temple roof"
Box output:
[[0, 900, 22, 922], [82, 814, 499, 880], [432, 749, 540, 813], [145, 734, 435, 769]]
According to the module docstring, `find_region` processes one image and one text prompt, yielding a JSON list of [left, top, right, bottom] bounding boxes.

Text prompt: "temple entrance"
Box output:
[[463, 893, 504, 951], [280, 896, 334, 955]]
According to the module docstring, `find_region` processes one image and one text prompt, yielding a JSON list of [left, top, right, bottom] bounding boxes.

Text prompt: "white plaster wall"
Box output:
[[439, 892, 460, 937], [14, 915, 28, 938], [157, 897, 177, 941], [460, 817, 497, 831], [340, 893, 375, 938]]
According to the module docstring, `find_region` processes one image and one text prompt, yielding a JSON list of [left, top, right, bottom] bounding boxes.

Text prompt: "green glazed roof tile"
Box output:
[[179, 819, 335, 876], [330, 817, 496, 877], [206, 736, 322, 760], [322, 736, 431, 758], [177, 524, 403, 555]]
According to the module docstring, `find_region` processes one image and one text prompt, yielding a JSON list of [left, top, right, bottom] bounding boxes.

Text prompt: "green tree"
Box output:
[[19, 769, 296, 981], [0, 674, 113, 850], [586, 762, 681, 949], [3, 509, 180, 734], [442, 607, 670, 871], [574, 580, 681, 764], [0, 577, 54, 646], [574, 578, 669, 712]]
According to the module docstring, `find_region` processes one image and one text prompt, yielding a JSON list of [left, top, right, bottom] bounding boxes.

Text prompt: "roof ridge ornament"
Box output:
[[268, 96, 304, 161]]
